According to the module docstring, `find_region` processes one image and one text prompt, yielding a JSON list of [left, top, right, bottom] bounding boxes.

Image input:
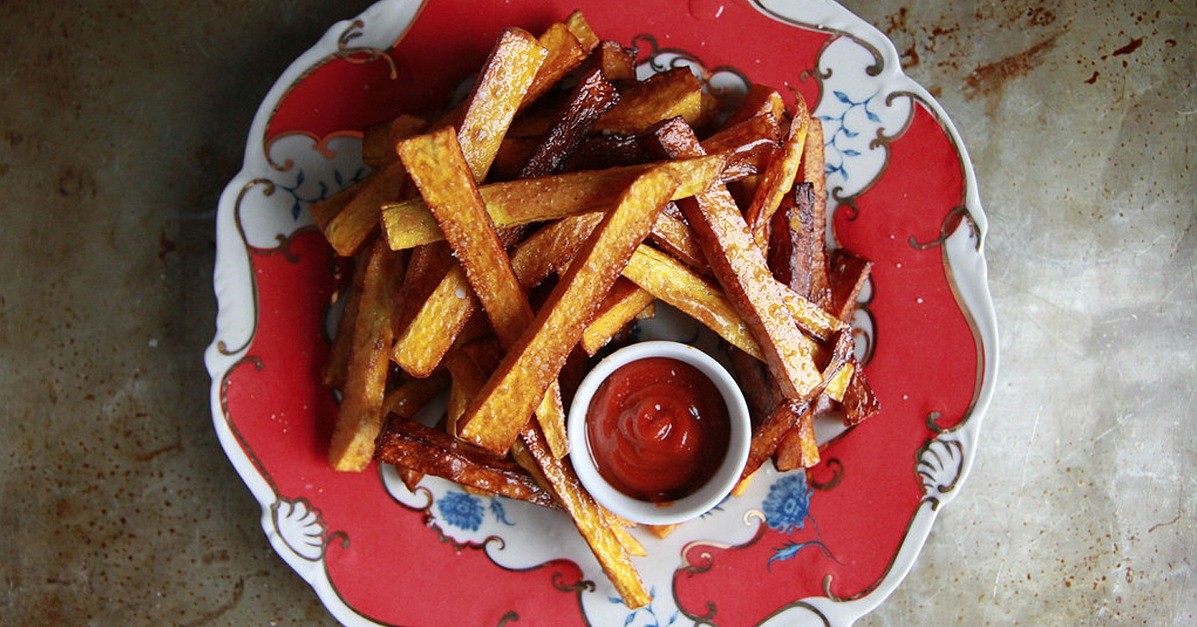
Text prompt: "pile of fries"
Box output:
[[311, 12, 879, 608]]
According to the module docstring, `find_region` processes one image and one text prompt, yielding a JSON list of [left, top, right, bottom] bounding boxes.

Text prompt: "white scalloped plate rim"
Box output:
[[204, 1, 999, 625]]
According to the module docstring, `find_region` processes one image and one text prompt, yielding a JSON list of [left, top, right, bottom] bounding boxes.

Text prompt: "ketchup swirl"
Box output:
[[585, 357, 730, 502]]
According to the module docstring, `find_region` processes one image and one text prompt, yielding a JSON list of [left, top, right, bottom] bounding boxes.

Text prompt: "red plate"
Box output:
[[207, 1, 997, 624]]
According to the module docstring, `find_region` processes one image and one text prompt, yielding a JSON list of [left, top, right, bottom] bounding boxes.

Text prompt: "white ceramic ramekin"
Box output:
[[567, 341, 750, 525]]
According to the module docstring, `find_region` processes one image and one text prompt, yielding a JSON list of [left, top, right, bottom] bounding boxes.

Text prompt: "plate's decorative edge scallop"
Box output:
[[749, 1, 998, 625]]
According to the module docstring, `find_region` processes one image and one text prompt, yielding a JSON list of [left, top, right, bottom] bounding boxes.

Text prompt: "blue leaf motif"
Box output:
[[624, 612, 636, 627], [767, 540, 832, 570], [762, 473, 813, 534], [842, 128, 859, 138], [866, 109, 881, 123], [437, 491, 484, 531], [489, 498, 515, 526], [833, 90, 853, 104], [842, 149, 861, 157]]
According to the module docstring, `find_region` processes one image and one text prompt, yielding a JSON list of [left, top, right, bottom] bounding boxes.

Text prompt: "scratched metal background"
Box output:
[[0, 1, 1192, 624]]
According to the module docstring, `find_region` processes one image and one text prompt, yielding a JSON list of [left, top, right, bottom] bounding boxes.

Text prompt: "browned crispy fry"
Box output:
[[644, 119, 822, 399], [746, 401, 806, 479], [324, 162, 409, 257], [489, 135, 540, 180], [458, 167, 684, 455], [774, 405, 820, 471], [745, 95, 810, 252], [828, 248, 873, 322], [594, 68, 703, 134], [563, 113, 777, 175], [800, 117, 826, 217], [374, 418, 559, 508], [581, 277, 656, 355], [839, 363, 880, 426], [513, 424, 649, 608], [381, 371, 450, 490], [520, 67, 621, 178], [589, 40, 637, 81], [731, 347, 781, 424], [723, 84, 786, 128], [648, 203, 708, 273], [768, 182, 831, 308], [398, 128, 570, 458], [381, 154, 727, 250], [457, 28, 547, 181], [566, 133, 650, 170], [700, 113, 782, 181], [738, 329, 853, 481], [329, 240, 402, 471]]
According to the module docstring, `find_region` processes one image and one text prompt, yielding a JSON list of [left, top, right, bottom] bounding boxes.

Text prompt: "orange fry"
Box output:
[[398, 128, 570, 457], [381, 154, 727, 251], [521, 22, 587, 109], [744, 95, 811, 252], [645, 119, 821, 398], [457, 28, 547, 181], [513, 424, 649, 608], [391, 264, 477, 377], [458, 167, 685, 455], [391, 214, 603, 378], [310, 174, 367, 233], [622, 245, 763, 359], [594, 68, 703, 134], [324, 162, 408, 257], [564, 10, 601, 53], [328, 240, 402, 471], [581, 277, 656, 355]]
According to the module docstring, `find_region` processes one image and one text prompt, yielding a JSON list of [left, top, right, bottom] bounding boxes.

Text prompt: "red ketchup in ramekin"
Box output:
[[585, 357, 730, 503]]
